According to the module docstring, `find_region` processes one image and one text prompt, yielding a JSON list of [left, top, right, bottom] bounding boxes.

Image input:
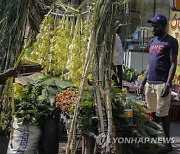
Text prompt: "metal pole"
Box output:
[[153, 0, 156, 15]]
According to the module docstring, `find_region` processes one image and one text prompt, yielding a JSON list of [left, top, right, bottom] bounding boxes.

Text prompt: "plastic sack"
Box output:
[[7, 118, 41, 154]]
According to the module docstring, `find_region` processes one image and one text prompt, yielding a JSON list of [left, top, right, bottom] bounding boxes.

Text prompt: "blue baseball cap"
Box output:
[[147, 13, 167, 25]]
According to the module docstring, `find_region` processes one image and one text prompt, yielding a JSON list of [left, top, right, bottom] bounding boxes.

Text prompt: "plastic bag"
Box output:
[[7, 118, 41, 154]]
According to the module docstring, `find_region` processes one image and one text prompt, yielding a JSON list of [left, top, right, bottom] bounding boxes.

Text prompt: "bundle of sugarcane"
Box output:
[[90, 0, 124, 153], [66, 0, 126, 153]]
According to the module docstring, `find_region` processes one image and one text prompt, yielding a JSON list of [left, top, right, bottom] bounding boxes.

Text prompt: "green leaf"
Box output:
[[47, 85, 62, 96], [40, 78, 56, 86], [144, 125, 162, 136], [27, 74, 46, 85], [54, 78, 73, 89]]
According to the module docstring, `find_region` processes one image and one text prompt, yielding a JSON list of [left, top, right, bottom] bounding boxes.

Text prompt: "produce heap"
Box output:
[[111, 87, 162, 139], [56, 87, 77, 112], [1, 75, 74, 131], [122, 65, 139, 83], [74, 88, 162, 153]]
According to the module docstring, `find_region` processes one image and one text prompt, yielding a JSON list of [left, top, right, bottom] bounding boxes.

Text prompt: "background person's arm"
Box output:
[[138, 65, 149, 95]]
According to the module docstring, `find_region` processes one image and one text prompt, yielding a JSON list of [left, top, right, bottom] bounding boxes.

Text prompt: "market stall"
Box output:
[[1, 0, 179, 154]]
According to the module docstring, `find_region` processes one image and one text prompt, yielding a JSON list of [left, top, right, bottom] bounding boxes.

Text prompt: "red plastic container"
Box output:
[[142, 103, 152, 120], [169, 105, 180, 121], [172, 84, 180, 91]]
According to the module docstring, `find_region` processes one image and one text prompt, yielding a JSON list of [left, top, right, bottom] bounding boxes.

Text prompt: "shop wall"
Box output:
[[168, 10, 180, 76], [129, 0, 170, 33], [124, 0, 172, 73]]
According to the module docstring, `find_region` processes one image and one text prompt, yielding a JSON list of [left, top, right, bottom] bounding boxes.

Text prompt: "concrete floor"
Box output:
[[151, 122, 180, 154], [168, 122, 180, 154]]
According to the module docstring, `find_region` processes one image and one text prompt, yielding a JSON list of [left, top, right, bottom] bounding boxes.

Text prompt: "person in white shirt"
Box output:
[[112, 20, 124, 88]]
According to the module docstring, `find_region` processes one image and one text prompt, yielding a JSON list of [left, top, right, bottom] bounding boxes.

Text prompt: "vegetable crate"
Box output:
[[169, 105, 180, 121]]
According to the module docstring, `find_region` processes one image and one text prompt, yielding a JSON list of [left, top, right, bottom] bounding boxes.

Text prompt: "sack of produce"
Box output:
[[7, 118, 41, 154]]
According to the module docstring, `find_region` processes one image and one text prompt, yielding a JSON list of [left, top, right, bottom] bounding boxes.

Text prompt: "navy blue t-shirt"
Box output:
[[147, 34, 178, 84]]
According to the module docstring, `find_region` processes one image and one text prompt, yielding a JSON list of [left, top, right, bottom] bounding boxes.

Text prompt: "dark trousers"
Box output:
[[112, 65, 122, 88]]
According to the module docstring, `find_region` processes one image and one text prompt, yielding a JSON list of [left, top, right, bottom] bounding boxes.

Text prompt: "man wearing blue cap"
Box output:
[[139, 13, 179, 153]]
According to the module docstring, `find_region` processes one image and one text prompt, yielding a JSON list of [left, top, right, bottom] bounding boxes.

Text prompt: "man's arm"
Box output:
[[142, 65, 149, 85], [166, 55, 177, 86], [160, 54, 177, 97], [138, 65, 149, 94]]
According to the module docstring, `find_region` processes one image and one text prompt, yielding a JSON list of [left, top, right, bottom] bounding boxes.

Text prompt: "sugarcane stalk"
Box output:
[[106, 6, 115, 151], [92, 0, 111, 135], [66, 30, 94, 154], [91, 1, 117, 154], [93, 142, 98, 154], [93, 44, 106, 133], [66, 0, 123, 153], [104, 70, 113, 153], [69, 14, 84, 154], [94, 82, 105, 133]]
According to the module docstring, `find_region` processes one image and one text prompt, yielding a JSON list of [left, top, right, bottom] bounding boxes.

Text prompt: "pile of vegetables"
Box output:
[[56, 87, 77, 112], [75, 88, 162, 140], [123, 65, 139, 82], [77, 91, 98, 132], [14, 83, 38, 125], [0, 74, 74, 130], [111, 88, 162, 138], [130, 98, 162, 137], [111, 87, 127, 126]]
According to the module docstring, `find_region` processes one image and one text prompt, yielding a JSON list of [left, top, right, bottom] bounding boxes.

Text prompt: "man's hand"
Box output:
[[160, 84, 170, 97], [137, 84, 145, 95]]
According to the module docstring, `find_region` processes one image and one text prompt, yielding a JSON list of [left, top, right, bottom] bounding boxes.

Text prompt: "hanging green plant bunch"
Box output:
[[67, 15, 90, 87], [31, 14, 72, 76], [30, 12, 91, 87], [31, 14, 53, 71]]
